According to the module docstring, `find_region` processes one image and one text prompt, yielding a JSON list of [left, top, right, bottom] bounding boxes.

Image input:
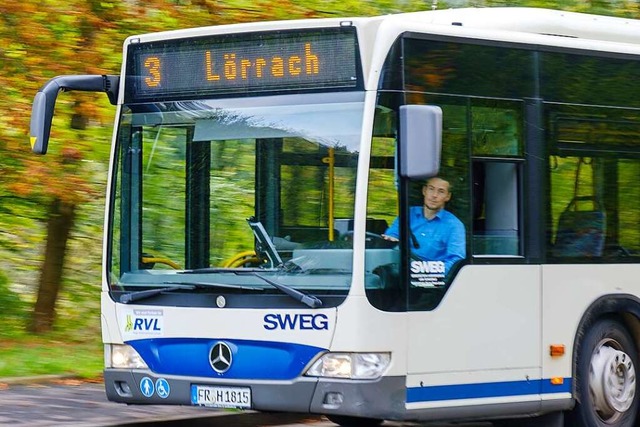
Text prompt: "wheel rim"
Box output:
[[589, 338, 636, 422]]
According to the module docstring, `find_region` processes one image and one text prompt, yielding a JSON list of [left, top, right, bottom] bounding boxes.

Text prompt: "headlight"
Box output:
[[107, 344, 148, 369], [305, 352, 391, 379]]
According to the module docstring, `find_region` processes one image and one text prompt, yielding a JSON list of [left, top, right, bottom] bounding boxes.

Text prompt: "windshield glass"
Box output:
[[108, 92, 365, 307]]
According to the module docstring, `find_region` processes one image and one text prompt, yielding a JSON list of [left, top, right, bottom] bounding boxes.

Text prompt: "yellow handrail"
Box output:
[[322, 147, 335, 241], [141, 257, 181, 269], [222, 250, 259, 268]]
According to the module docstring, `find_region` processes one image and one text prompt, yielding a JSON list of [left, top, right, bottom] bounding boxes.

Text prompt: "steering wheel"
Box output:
[[341, 230, 380, 240], [341, 231, 396, 248]]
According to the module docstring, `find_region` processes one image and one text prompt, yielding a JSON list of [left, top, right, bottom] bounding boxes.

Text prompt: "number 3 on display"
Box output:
[[144, 56, 161, 87]]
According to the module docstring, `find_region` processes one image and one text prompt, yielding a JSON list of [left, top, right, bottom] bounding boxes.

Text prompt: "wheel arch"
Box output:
[[571, 293, 640, 399]]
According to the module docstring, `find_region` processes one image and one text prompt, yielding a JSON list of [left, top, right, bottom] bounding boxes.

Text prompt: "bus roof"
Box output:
[[392, 7, 640, 45]]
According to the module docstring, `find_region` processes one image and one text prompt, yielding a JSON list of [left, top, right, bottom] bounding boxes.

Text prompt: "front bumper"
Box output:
[[104, 369, 406, 419]]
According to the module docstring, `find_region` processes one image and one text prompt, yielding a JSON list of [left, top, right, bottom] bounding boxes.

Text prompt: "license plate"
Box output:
[[191, 385, 251, 409]]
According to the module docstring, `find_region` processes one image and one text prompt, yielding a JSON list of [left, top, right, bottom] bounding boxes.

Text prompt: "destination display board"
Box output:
[[125, 27, 360, 101]]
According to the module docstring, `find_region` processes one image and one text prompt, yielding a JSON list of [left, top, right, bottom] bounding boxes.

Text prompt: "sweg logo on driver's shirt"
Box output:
[[263, 313, 329, 330]]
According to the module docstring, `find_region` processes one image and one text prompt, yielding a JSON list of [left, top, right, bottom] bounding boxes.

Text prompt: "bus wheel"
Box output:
[[568, 318, 638, 427], [325, 415, 383, 427]]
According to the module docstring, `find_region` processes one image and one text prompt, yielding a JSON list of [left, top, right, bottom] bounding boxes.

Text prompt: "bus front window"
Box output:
[[108, 93, 364, 307]]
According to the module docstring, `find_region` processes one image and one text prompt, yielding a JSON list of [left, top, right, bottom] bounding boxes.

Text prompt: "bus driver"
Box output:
[[382, 176, 466, 274]]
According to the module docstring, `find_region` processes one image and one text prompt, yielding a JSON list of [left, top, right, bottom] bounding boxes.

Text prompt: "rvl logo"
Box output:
[[124, 310, 163, 335], [133, 317, 161, 331]]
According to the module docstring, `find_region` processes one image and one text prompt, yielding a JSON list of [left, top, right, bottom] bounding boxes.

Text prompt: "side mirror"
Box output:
[[29, 75, 119, 154], [398, 105, 442, 179]]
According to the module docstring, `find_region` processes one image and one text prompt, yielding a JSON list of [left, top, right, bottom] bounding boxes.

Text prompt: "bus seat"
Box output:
[[553, 196, 606, 257]]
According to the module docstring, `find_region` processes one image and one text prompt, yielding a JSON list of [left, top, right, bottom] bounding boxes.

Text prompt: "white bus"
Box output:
[[30, 7, 640, 427]]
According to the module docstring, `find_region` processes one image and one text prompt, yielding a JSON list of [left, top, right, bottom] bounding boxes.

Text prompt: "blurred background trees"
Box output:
[[0, 0, 638, 336]]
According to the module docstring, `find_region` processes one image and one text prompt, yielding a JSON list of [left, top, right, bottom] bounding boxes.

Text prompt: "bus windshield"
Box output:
[[108, 92, 367, 306]]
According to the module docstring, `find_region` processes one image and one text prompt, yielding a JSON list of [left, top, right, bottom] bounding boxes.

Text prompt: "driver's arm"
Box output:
[[382, 216, 400, 242]]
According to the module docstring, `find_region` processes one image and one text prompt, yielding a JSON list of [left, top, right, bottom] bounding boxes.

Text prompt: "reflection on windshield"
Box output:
[[131, 92, 363, 152], [192, 102, 363, 150], [109, 92, 376, 300]]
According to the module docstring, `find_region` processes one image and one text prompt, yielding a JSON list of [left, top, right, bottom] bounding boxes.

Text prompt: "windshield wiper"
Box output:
[[164, 281, 262, 290], [119, 284, 197, 304], [252, 273, 322, 309], [119, 273, 321, 308], [119, 282, 259, 304]]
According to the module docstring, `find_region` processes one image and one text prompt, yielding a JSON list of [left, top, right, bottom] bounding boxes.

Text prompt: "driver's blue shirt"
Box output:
[[385, 207, 466, 273]]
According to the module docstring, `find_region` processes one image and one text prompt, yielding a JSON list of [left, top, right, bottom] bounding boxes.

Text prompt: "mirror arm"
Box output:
[[30, 75, 120, 154]]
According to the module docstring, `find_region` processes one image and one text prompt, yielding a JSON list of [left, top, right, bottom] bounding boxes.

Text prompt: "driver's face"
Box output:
[[422, 178, 451, 212]]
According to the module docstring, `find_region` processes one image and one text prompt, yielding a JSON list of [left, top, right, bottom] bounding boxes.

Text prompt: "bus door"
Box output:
[[366, 90, 543, 409]]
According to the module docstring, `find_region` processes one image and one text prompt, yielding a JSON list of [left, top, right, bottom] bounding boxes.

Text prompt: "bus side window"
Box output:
[[472, 161, 521, 256]]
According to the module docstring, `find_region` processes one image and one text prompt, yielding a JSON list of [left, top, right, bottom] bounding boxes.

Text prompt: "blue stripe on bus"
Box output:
[[127, 338, 325, 380], [407, 378, 572, 403]]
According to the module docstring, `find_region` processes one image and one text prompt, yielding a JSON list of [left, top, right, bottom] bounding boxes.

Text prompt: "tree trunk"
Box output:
[[29, 198, 76, 334]]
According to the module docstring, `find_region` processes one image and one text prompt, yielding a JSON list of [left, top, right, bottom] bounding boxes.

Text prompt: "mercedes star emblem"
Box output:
[[210, 342, 233, 373]]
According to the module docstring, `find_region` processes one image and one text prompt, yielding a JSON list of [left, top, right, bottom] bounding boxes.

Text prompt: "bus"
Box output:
[[29, 7, 640, 427]]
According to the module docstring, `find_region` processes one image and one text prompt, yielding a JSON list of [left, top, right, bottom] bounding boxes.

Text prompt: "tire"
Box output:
[[325, 415, 383, 427], [567, 318, 639, 427]]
